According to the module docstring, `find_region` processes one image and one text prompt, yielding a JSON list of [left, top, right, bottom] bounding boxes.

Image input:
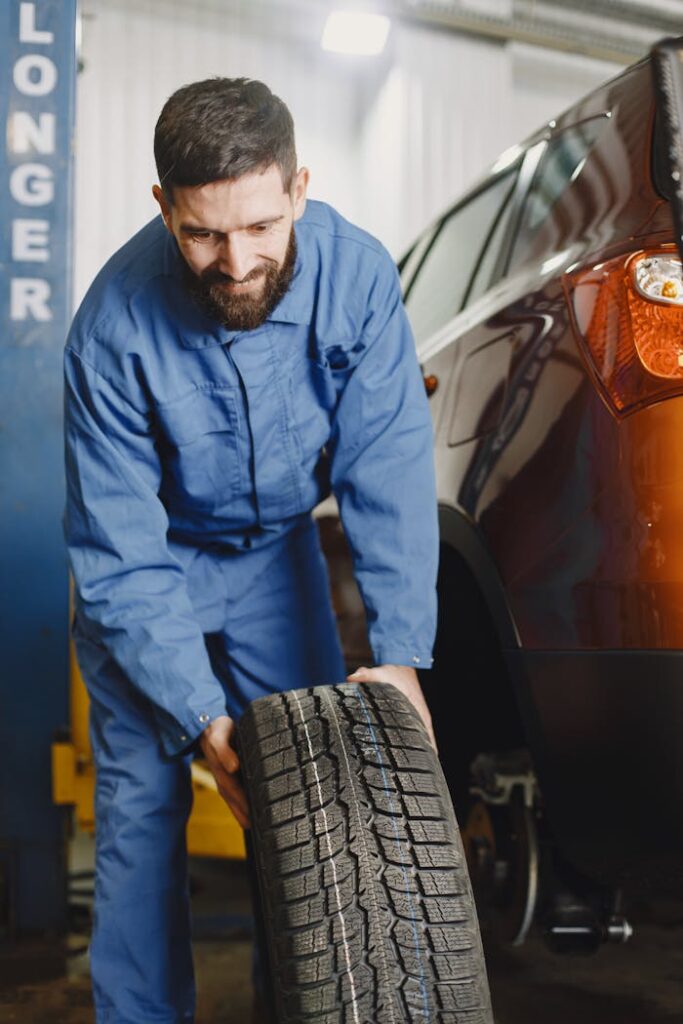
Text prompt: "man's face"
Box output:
[[153, 163, 308, 331]]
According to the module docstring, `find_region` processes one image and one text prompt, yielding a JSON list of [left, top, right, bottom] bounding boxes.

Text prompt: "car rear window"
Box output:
[[508, 117, 608, 267], [404, 168, 518, 345]]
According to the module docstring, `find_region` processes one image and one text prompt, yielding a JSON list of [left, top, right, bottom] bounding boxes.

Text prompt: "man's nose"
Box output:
[[216, 235, 256, 282]]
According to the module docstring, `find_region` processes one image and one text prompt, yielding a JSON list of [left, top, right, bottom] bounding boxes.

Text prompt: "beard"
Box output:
[[182, 228, 297, 332]]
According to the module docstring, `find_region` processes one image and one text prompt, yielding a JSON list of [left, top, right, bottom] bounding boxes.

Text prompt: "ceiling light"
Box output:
[[321, 11, 391, 56]]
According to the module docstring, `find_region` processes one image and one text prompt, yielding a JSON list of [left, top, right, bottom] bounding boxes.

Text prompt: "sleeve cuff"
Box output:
[[158, 694, 230, 758], [370, 645, 435, 670]]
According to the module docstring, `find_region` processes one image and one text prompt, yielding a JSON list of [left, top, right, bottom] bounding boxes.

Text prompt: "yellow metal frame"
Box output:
[[52, 626, 245, 860]]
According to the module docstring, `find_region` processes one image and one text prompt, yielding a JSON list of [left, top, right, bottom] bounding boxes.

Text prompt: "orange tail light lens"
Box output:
[[564, 245, 683, 416]]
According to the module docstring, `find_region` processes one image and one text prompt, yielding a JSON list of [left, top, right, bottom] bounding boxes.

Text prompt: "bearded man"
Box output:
[[63, 77, 438, 1023]]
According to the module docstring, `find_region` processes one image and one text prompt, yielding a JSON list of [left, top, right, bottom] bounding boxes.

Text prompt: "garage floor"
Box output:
[[1, 836, 681, 1023]]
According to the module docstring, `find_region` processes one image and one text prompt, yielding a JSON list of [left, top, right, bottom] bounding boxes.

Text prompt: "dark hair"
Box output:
[[154, 77, 297, 201]]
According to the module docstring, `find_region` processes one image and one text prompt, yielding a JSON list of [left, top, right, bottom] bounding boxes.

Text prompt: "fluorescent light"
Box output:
[[321, 11, 390, 56]]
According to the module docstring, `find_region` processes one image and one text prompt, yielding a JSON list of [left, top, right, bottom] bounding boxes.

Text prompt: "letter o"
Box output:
[[13, 55, 58, 96]]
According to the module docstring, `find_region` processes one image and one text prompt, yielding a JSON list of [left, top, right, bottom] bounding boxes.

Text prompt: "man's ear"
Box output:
[[152, 184, 173, 232], [292, 167, 309, 221]]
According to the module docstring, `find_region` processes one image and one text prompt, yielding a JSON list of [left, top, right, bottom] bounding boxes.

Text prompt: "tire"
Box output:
[[238, 682, 494, 1023]]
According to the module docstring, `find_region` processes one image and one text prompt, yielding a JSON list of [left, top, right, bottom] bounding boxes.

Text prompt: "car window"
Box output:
[[465, 175, 518, 306], [404, 169, 518, 345], [508, 118, 607, 266], [399, 223, 438, 292]]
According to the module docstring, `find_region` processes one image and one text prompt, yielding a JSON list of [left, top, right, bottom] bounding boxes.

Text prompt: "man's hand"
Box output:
[[199, 715, 250, 829], [346, 664, 437, 751]]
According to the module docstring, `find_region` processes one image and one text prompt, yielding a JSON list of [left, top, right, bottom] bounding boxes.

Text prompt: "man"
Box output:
[[64, 77, 438, 1023]]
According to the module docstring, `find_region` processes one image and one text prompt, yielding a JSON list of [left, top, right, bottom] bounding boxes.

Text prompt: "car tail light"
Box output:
[[564, 245, 683, 416]]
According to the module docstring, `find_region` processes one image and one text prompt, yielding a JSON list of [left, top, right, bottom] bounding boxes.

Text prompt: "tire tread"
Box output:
[[239, 683, 493, 1024]]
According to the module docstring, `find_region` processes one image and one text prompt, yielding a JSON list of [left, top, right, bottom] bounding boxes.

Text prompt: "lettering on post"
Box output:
[[7, 2, 59, 326]]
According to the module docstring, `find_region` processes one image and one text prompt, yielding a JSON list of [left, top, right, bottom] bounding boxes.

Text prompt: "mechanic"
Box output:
[[63, 77, 439, 1023]]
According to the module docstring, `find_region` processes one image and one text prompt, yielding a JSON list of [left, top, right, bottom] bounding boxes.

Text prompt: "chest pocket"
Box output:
[[155, 387, 243, 511]]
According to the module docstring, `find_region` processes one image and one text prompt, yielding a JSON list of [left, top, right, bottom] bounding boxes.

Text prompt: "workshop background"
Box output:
[[2, 1, 682, 1022]]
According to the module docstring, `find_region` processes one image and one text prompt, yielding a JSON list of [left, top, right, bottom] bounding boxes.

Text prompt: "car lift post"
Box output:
[[0, 0, 77, 974]]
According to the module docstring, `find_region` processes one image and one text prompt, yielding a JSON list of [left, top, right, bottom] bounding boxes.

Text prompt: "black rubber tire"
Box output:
[[238, 682, 494, 1023]]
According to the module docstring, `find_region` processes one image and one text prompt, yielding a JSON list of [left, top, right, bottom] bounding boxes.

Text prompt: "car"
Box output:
[[323, 36, 683, 953]]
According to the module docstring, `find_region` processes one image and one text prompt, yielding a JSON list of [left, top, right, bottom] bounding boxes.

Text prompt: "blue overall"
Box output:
[[64, 199, 439, 1023]]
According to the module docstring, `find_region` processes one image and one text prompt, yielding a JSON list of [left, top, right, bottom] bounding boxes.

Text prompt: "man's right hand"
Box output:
[[199, 715, 250, 829]]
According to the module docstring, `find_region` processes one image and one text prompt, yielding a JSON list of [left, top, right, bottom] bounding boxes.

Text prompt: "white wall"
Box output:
[[73, 2, 623, 304]]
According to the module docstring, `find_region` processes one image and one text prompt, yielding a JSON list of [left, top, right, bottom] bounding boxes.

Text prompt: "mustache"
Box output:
[[200, 262, 273, 286]]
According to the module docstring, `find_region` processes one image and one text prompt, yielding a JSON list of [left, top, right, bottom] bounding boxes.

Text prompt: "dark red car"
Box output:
[[331, 38, 683, 952]]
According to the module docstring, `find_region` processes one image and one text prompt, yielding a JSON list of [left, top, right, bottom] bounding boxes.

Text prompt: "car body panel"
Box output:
[[405, 55, 683, 888]]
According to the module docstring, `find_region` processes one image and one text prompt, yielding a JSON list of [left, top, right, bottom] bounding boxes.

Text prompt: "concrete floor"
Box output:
[[1, 835, 682, 1023]]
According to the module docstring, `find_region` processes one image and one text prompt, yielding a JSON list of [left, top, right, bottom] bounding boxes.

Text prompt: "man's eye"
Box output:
[[250, 224, 270, 234], [190, 231, 213, 242]]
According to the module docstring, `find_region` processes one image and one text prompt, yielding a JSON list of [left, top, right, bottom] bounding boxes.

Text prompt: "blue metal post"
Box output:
[[0, 0, 77, 937]]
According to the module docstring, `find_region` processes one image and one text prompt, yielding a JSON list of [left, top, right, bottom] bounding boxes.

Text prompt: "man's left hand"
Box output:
[[346, 664, 437, 751]]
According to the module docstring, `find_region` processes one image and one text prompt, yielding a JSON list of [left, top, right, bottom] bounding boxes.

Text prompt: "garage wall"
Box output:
[[73, 1, 621, 304]]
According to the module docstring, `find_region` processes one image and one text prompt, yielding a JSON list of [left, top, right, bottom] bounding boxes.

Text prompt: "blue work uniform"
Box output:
[[63, 199, 438, 1023]]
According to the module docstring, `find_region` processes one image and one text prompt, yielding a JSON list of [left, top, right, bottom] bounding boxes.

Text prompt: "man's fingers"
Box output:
[[214, 743, 240, 775], [213, 765, 250, 829], [198, 715, 251, 826], [346, 667, 383, 682], [200, 715, 240, 768], [220, 788, 250, 830]]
